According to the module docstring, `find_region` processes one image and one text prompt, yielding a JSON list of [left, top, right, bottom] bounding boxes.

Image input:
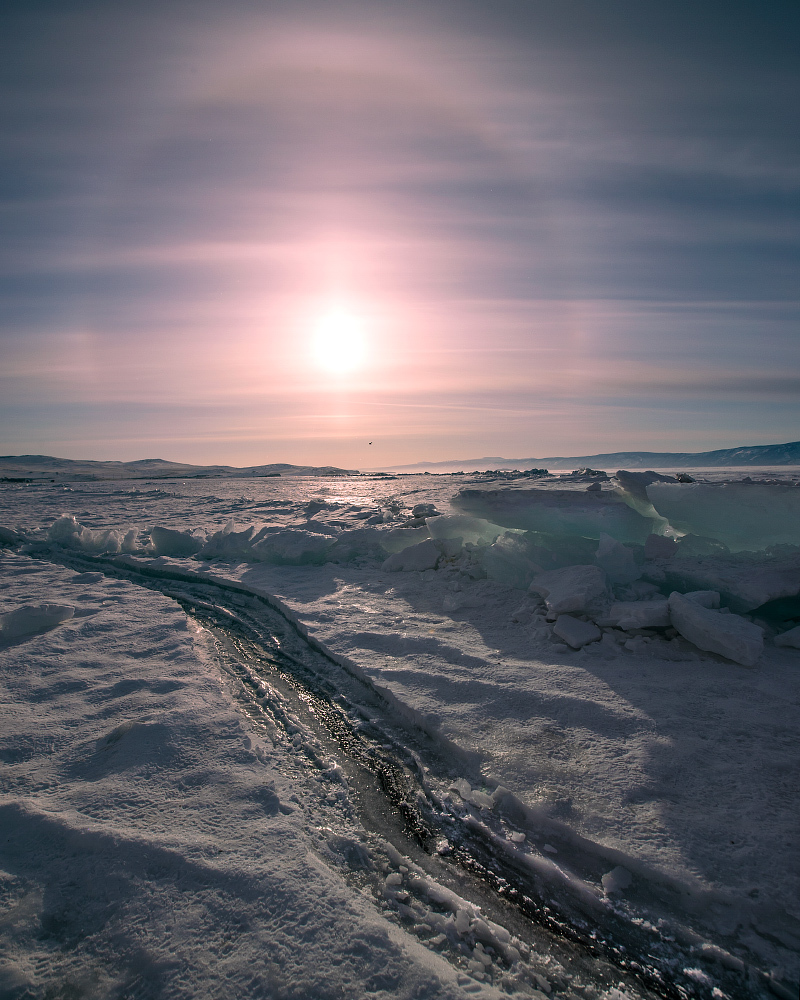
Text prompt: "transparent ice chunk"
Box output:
[[646, 482, 800, 551], [453, 489, 656, 543]]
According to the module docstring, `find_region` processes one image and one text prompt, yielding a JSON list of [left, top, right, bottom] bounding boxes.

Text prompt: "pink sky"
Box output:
[[2, 3, 797, 467]]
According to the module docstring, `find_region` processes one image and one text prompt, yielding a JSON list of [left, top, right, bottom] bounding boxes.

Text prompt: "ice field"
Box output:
[[1, 469, 798, 1000]]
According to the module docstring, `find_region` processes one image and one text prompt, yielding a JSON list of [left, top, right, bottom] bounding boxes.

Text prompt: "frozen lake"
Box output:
[[1, 470, 798, 999]]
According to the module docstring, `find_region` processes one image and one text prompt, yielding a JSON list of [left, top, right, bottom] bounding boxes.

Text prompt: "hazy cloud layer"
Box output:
[[1, 1, 798, 464]]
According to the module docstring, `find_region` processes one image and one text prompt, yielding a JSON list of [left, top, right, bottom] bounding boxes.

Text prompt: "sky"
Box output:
[[1, 0, 798, 468]]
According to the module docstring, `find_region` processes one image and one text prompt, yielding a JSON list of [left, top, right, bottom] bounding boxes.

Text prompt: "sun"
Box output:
[[311, 309, 367, 374]]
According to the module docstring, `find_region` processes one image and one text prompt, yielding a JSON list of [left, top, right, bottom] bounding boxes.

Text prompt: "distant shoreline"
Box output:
[[374, 440, 800, 474], [1, 439, 799, 482]]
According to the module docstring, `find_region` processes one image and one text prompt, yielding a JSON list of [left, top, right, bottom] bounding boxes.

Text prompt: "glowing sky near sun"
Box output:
[[1, 1, 798, 467]]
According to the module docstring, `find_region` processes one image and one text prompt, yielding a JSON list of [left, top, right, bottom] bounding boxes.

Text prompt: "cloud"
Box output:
[[0, 1, 798, 462]]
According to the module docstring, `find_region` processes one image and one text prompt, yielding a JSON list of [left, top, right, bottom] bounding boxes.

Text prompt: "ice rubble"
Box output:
[[6, 465, 800, 664], [47, 514, 135, 554], [438, 476, 800, 660], [36, 512, 435, 567]]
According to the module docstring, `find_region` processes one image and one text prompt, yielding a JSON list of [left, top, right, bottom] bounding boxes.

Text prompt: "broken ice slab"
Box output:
[[150, 525, 203, 556], [615, 470, 675, 504], [452, 488, 657, 543], [411, 503, 441, 519], [594, 533, 640, 584], [529, 564, 609, 615], [553, 615, 601, 648], [601, 866, 633, 895], [426, 514, 504, 545], [48, 514, 126, 554], [774, 626, 800, 649], [614, 470, 673, 525], [646, 482, 800, 551], [481, 533, 543, 589], [644, 533, 678, 560], [673, 534, 730, 558], [668, 592, 763, 666], [593, 588, 716, 630], [654, 551, 800, 613], [683, 590, 720, 609], [381, 538, 441, 573], [595, 600, 670, 630]]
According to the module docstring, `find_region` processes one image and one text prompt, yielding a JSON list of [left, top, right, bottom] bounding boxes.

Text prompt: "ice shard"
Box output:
[[668, 592, 763, 666], [595, 600, 670, 630], [529, 564, 609, 614], [452, 489, 657, 543], [645, 482, 800, 551]]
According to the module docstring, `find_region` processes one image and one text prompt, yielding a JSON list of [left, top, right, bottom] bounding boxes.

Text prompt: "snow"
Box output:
[[0, 553, 506, 999], [0, 602, 74, 638], [1, 471, 799, 995]]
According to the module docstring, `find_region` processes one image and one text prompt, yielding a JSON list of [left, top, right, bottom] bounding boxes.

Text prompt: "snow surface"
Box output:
[[1, 472, 799, 996], [0, 553, 510, 999]]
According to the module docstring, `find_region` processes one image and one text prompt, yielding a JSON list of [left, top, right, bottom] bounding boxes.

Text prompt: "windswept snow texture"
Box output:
[[0, 554, 498, 1000], [2, 471, 800, 993]]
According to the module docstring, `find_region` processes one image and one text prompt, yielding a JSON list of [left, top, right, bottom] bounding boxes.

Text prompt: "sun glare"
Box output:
[[311, 309, 367, 374]]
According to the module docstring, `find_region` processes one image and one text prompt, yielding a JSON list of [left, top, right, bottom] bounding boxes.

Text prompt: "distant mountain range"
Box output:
[[2, 440, 798, 482], [0, 456, 358, 482], [379, 440, 800, 474]]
